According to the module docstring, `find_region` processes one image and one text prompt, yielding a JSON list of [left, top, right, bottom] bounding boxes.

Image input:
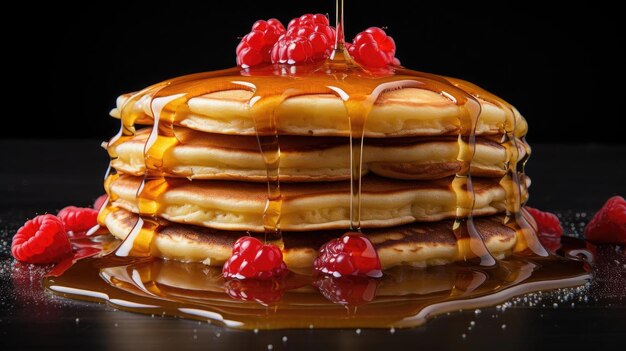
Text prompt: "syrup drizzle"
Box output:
[[58, 0, 588, 329], [450, 79, 548, 257], [101, 0, 531, 262]]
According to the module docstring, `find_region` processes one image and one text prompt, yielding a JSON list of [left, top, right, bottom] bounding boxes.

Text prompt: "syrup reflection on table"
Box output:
[[44, 237, 591, 330]]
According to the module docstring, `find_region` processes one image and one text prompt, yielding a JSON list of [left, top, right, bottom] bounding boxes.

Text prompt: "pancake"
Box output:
[[109, 127, 528, 181], [110, 84, 527, 138], [105, 208, 518, 269], [106, 174, 529, 232]]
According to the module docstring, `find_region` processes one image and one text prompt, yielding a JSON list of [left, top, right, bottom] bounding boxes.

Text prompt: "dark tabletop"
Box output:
[[1, 140, 625, 351]]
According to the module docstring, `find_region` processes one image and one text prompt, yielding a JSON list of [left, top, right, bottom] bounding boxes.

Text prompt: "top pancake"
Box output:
[[110, 76, 528, 138]]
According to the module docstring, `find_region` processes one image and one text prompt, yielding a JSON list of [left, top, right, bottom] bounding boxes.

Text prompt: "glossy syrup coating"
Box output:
[[42, 0, 591, 329], [102, 58, 542, 264]]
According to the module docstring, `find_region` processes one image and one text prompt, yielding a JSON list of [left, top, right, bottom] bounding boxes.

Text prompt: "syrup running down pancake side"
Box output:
[[45, 0, 590, 329]]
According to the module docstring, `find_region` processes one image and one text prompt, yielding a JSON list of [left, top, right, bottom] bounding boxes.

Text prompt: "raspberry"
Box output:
[[585, 196, 626, 244], [57, 206, 98, 233], [314, 275, 378, 305], [313, 232, 382, 278], [223, 236, 287, 280], [225, 279, 284, 305], [348, 27, 397, 68], [525, 206, 563, 252], [271, 36, 314, 65], [287, 13, 330, 29], [93, 194, 107, 211], [11, 214, 71, 264], [236, 18, 286, 68], [270, 13, 335, 64]]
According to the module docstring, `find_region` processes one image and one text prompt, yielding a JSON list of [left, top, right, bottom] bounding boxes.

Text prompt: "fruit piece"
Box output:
[[271, 13, 335, 64], [287, 13, 330, 28], [585, 196, 626, 244], [236, 18, 286, 68], [314, 275, 379, 305], [348, 27, 396, 68], [11, 214, 71, 264], [525, 206, 563, 251], [93, 194, 107, 211], [223, 236, 287, 280], [57, 206, 99, 233], [313, 232, 382, 278], [271, 36, 314, 64]]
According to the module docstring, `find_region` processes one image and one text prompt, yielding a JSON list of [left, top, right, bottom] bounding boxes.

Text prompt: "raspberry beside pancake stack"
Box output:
[[99, 66, 541, 270]]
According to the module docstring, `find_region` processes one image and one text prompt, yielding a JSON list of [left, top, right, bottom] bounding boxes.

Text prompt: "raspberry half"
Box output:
[[57, 206, 98, 233], [348, 27, 397, 68], [11, 214, 71, 264], [313, 232, 382, 278], [525, 206, 563, 252], [223, 236, 287, 280], [585, 196, 626, 244]]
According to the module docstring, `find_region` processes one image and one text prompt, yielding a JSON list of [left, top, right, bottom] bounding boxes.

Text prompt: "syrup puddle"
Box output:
[[44, 236, 591, 329], [46, 0, 591, 330]]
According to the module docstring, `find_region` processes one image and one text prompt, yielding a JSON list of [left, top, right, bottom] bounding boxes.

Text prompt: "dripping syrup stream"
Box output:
[[332, 0, 345, 53], [449, 89, 496, 267], [329, 0, 363, 231], [500, 105, 548, 256], [108, 69, 243, 257], [251, 93, 283, 246]]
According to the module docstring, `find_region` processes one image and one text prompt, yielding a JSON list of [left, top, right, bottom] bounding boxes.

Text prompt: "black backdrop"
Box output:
[[3, 1, 624, 143]]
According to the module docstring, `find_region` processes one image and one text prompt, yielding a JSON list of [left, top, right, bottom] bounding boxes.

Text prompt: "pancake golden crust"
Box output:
[[106, 174, 529, 232], [109, 127, 528, 181], [105, 208, 517, 269], [110, 86, 528, 138]]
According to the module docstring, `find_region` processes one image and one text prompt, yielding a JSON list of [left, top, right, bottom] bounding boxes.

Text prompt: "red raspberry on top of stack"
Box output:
[[236, 14, 399, 68]]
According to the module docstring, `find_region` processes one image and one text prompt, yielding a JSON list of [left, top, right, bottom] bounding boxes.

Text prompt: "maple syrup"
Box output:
[[51, 0, 588, 329], [44, 236, 591, 329]]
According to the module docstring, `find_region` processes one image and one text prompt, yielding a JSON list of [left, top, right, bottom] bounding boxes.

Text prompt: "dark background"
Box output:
[[2, 1, 624, 143], [1, 3, 626, 349]]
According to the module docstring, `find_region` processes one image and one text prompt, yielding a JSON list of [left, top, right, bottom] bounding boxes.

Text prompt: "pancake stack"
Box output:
[[100, 67, 540, 270]]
